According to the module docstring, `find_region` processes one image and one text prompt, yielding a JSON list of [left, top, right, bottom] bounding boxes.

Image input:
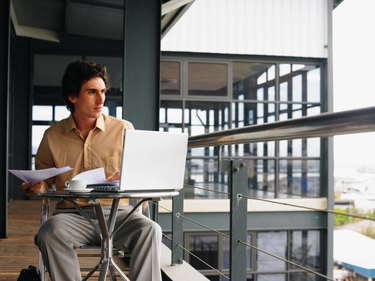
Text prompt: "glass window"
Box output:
[[307, 138, 320, 157], [291, 230, 321, 271], [307, 105, 320, 116], [32, 125, 49, 155], [280, 82, 288, 102], [307, 68, 321, 103], [116, 106, 123, 119], [162, 232, 172, 249], [188, 234, 219, 270], [268, 86, 275, 101], [268, 65, 275, 81], [290, 272, 318, 281], [257, 231, 287, 271], [279, 64, 291, 77], [159, 58, 324, 201], [160, 100, 184, 133], [292, 64, 305, 72], [257, 88, 264, 100], [32, 106, 53, 121], [233, 62, 275, 100], [293, 75, 302, 102], [293, 104, 303, 118], [292, 139, 302, 157], [54, 106, 70, 121], [161, 61, 181, 96], [257, 274, 286, 281], [185, 101, 230, 136], [253, 159, 276, 193], [188, 62, 228, 97], [258, 72, 267, 84], [232, 102, 258, 128], [278, 159, 320, 196]]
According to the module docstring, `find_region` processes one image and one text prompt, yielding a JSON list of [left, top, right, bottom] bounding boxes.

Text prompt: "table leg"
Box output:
[[68, 199, 130, 281], [95, 200, 130, 281]]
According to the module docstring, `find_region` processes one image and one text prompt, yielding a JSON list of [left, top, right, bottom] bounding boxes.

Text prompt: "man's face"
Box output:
[[69, 77, 106, 120]]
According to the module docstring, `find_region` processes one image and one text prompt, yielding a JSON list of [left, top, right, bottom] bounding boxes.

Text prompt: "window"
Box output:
[[185, 230, 322, 280], [188, 62, 228, 97], [188, 234, 219, 270], [160, 58, 324, 199], [161, 61, 181, 96]]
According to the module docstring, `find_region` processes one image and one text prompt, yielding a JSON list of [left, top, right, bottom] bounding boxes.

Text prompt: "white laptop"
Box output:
[[91, 130, 188, 192]]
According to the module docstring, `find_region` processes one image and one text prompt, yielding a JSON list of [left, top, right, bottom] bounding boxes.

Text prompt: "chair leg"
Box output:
[[39, 198, 50, 281], [109, 264, 117, 281]]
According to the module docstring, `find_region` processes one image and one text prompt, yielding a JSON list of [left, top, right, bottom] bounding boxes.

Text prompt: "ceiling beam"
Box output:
[[10, 0, 60, 42]]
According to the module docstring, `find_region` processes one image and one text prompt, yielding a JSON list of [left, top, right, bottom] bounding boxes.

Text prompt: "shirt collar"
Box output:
[[64, 114, 106, 133], [96, 114, 105, 131]]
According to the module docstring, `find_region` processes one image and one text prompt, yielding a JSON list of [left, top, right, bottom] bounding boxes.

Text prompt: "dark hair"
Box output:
[[61, 60, 111, 112]]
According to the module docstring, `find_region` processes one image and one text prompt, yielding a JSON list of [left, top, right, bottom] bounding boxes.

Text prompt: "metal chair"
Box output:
[[37, 198, 151, 281]]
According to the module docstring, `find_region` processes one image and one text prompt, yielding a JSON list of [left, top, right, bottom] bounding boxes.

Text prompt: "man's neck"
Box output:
[[72, 113, 98, 138]]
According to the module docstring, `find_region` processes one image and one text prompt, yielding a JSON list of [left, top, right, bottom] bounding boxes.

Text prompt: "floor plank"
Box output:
[[0, 200, 40, 280], [0, 200, 128, 280]]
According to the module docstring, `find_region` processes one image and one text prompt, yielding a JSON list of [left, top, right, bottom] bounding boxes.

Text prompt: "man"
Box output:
[[22, 60, 162, 281]]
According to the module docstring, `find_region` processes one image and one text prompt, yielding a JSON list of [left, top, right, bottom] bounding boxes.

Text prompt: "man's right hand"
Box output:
[[21, 181, 45, 197]]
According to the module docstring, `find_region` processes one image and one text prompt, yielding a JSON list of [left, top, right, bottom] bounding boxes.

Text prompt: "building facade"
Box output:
[[3, 0, 339, 280]]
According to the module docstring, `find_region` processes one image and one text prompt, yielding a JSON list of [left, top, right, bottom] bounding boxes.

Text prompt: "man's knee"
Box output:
[[36, 215, 64, 247], [146, 220, 162, 242]]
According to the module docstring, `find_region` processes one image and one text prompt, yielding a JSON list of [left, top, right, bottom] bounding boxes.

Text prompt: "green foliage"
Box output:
[[335, 207, 375, 240], [365, 209, 375, 219], [334, 207, 362, 226], [334, 208, 351, 226], [361, 224, 375, 239]]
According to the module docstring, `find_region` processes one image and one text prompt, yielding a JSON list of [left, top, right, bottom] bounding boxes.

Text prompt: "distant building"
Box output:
[[334, 229, 375, 280]]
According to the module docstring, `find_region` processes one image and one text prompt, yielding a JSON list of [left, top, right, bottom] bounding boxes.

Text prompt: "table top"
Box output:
[[34, 190, 179, 199]]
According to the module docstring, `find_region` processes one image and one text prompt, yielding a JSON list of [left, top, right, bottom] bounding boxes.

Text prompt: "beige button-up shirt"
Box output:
[[36, 113, 134, 208]]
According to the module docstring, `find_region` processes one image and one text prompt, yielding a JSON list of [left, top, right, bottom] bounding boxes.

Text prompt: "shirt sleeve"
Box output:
[[35, 129, 55, 189]]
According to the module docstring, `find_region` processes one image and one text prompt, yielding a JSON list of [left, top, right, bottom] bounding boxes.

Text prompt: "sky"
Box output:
[[333, 0, 375, 167]]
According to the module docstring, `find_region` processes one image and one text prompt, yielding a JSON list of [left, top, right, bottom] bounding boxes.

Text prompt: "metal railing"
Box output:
[[169, 106, 375, 280], [188, 106, 375, 147]]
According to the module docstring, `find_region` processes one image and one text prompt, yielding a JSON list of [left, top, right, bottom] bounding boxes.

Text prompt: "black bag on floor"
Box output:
[[17, 265, 41, 281]]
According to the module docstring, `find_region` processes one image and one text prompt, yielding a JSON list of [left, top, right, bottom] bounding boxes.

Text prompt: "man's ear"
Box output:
[[68, 95, 77, 104]]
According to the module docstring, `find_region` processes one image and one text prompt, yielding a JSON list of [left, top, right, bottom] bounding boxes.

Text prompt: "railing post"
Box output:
[[171, 188, 184, 265], [228, 160, 248, 281]]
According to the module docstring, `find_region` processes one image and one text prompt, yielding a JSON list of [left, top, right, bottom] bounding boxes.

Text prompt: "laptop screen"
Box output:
[[117, 130, 188, 192]]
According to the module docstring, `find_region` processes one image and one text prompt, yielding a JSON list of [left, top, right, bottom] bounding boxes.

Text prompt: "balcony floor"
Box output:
[[0, 199, 129, 280], [0, 200, 208, 281], [0, 200, 40, 280]]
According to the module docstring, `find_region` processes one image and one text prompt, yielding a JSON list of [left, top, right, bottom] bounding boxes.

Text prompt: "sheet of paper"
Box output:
[[8, 166, 73, 184], [72, 167, 106, 184]]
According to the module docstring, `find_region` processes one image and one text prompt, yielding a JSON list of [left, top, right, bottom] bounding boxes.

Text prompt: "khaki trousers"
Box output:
[[35, 206, 162, 281]]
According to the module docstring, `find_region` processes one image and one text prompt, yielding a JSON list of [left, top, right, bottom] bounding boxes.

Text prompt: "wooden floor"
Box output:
[[0, 200, 40, 280], [0, 199, 128, 281]]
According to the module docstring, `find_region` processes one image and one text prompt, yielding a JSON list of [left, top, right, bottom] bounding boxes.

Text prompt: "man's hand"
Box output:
[[22, 181, 45, 197], [106, 172, 120, 182]]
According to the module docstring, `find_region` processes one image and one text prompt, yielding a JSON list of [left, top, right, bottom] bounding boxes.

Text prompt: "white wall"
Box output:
[[162, 0, 329, 58]]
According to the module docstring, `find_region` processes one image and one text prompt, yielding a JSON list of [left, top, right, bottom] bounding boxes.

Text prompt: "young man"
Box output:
[[22, 60, 162, 281]]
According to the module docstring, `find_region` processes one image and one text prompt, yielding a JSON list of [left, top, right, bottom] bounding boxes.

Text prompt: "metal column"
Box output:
[[171, 189, 184, 265], [0, 0, 10, 238], [228, 160, 248, 281], [122, 0, 161, 131]]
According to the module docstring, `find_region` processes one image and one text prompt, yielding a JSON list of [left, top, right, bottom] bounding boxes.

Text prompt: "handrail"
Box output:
[[178, 106, 375, 280], [188, 106, 375, 148]]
